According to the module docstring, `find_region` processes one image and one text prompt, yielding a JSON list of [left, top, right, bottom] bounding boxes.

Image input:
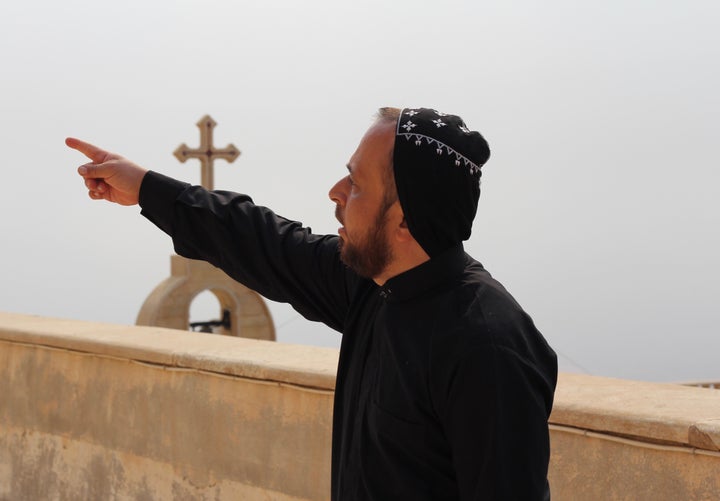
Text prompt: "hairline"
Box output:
[[375, 107, 402, 213]]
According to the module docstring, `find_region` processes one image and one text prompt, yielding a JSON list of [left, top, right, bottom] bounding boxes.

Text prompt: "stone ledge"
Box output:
[[4, 312, 719, 453], [550, 372, 720, 452], [688, 419, 720, 452], [0, 312, 338, 391]]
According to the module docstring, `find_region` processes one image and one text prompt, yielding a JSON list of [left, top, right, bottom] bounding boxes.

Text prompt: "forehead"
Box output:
[[348, 119, 395, 181]]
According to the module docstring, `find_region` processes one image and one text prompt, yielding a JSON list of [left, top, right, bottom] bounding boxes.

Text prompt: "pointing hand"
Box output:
[[66, 137, 148, 206]]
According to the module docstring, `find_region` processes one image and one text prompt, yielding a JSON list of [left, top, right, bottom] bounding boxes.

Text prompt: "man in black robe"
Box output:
[[68, 107, 557, 500]]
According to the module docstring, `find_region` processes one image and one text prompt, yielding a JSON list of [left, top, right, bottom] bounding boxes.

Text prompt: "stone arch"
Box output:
[[188, 289, 221, 330], [136, 255, 275, 341]]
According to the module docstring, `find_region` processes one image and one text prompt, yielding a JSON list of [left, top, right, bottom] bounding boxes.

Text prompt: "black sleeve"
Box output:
[[138, 170, 357, 332], [437, 344, 554, 500]]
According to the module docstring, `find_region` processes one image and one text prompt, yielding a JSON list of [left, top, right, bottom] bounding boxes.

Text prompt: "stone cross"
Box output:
[[173, 115, 241, 190]]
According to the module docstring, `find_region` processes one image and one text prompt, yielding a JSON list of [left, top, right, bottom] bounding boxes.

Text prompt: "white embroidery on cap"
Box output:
[[432, 119, 447, 128], [395, 108, 483, 175], [402, 121, 417, 131], [399, 133, 482, 175]]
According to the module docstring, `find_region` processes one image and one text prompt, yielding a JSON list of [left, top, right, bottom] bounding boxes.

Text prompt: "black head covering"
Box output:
[[392, 108, 491, 257]]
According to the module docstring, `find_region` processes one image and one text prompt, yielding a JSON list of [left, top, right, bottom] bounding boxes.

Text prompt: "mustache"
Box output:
[[335, 205, 344, 225]]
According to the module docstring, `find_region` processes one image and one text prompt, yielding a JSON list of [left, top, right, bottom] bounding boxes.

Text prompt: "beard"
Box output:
[[337, 207, 393, 279]]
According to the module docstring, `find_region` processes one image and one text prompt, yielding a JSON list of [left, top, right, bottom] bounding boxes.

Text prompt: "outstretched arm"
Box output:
[[66, 137, 148, 206]]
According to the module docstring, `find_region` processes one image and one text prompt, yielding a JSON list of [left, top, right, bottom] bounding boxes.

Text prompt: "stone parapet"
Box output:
[[548, 373, 720, 500], [0, 312, 334, 389], [551, 372, 720, 452], [0, 312, 337, 500], [1, 312, 719, 500]]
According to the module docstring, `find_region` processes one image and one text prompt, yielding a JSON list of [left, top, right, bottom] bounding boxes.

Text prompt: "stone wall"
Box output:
[[549, 373, 720, 500], [1, 312, 719, 500], [0, 313, 337, 500]]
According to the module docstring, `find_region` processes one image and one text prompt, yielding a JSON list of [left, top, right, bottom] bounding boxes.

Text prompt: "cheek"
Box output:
[[344, 192, 380, 229]]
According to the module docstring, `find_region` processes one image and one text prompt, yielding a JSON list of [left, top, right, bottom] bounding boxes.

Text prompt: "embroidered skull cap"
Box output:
[[393, 108, 490, 257]]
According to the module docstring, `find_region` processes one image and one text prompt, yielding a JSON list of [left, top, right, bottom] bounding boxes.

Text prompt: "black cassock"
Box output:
[[140, 171, 558, 501]]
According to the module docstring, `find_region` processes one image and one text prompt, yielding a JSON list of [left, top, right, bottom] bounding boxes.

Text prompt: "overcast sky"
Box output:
[[1, 0, 718, 382]]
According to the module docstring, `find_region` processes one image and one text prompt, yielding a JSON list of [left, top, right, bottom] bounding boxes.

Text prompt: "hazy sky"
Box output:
[[1, 0, 718, 382]]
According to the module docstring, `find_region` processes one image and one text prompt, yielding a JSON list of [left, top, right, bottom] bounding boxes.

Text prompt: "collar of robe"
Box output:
[[378, 243, 466, 303]]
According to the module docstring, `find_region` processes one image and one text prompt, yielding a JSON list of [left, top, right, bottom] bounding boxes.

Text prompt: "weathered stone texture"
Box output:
[[1, 312, 719, 500]]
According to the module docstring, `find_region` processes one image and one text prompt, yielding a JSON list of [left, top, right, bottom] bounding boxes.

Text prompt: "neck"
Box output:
[[373, 242, 430, 286]]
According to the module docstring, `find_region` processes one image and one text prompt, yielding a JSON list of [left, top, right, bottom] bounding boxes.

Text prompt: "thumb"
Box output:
[[78, 162, 114, 179]]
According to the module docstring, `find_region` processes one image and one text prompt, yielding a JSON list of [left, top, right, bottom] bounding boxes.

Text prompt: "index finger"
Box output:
[[65, 137, 112, 163]]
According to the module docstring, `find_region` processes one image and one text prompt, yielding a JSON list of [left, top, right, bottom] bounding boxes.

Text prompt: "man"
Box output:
[[68, 107, 557, 500]]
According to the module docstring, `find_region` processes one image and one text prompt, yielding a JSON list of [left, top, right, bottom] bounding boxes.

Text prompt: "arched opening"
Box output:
[[137, 255, 275, 340], [189, 289, 227, 334]]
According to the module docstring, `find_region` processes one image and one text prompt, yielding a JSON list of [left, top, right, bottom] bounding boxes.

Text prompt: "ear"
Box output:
[[386, 202, 415, 243], [395, 215, 415, 243], [395, 213, 430, 263]]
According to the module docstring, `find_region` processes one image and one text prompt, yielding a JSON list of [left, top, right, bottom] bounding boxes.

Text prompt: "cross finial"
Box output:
[[173, 115, 241, 190]]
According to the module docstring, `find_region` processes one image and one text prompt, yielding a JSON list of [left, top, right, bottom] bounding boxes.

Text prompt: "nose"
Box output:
[[328, 175, 348, 205]]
